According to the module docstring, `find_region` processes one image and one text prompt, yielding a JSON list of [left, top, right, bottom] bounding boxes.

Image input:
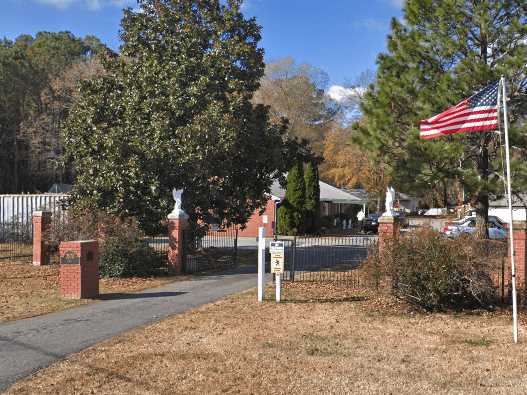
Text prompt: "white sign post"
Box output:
[[270, 241, 285, 302], [257, 227, 266, 302]]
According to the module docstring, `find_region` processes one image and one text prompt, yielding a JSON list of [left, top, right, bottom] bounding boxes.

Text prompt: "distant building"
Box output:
[[48, 183, 72, 193], [238, 180, 366, 237], [490, 194, 527, 223], [397, 192, 420, 213]]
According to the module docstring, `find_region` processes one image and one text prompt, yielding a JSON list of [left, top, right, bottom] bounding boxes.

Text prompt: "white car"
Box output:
[[442, 215, 506, 234], [444, 218, 507, 239]]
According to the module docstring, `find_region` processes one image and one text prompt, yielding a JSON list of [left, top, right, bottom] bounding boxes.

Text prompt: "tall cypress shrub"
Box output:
[[277, 161, 305, 235], [304, 160, 320, 234]]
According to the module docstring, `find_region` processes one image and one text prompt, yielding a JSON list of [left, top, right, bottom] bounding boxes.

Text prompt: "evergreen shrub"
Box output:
[[277, 161, 305, 235], [48, 210, 165, 277], [99, 234, 165, 278]]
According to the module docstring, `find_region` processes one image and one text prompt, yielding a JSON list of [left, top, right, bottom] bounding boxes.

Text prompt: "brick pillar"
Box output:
[[508, 221, 527, 303], [168, 214, 189, 274], [378, 215, 400, 255], [59, 240, 99, 299], [32, 211, 52, 266]]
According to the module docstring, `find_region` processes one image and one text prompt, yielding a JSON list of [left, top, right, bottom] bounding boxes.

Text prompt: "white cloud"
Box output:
[[36, 0, 76, 9], [241, 0, 263, 13], [351, 18, 389, 32], [327, 85, 366, 104], [389, 0, 405, 8], [35, 0, 136, 10]]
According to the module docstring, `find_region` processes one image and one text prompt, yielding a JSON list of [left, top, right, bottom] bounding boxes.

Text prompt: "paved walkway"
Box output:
[[0, 270, 260, 391]]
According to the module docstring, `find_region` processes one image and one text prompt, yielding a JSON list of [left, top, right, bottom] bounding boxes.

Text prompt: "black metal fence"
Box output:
[[274, 235, 378, 285], [0, 194, 69, 263], [184, 227, 238, 273], [144, 235, 169, 255], [0, 220, 33, 262]]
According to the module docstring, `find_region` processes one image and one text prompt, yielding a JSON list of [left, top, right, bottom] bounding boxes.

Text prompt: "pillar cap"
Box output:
[[379, 216, 399, 224], [33, 210, 52, 217], [168, 209, 189, 220]]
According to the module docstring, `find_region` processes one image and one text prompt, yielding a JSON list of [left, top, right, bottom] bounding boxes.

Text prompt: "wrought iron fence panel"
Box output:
[[273, 235, 377, 285], [184, 227, 238, 273], [0, 194, 69, 262]]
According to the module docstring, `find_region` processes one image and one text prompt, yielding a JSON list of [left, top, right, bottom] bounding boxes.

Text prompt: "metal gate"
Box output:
[[184, 227, 238, 273], [0, 194, 68, 263], [275, 235, 378, 284], [0, 217, 32, 262]]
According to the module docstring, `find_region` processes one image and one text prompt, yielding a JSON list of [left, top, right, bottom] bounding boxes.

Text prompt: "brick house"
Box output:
[[236, 180, 367, 237]]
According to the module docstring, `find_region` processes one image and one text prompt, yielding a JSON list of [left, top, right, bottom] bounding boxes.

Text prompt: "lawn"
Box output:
[[0, 262, 187, 323], [5, 282, 527, 394]]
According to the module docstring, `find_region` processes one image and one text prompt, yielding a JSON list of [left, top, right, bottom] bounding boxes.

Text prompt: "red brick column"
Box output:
[[59, 240, 99, 299], [168, 216, 188, 274], [32, 211, 52, 266], [378, 215, 400, 255], [508, 221, 527, 303]]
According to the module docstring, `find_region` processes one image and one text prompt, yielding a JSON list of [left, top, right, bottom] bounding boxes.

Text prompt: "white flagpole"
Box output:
[[501, 76, 519, 343]]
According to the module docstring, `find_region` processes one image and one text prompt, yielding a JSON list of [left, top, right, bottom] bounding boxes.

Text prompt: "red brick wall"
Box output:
[[508, 222, 527, 301], [59, 240, 99, 299], [32, 211, 52, 266], [237, 199, 276, 238], [378, 217, 400, 255], [168, 217, 188, 274]]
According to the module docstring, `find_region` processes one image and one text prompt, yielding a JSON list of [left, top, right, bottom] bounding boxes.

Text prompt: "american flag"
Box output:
[[420, 82, 499, 139]]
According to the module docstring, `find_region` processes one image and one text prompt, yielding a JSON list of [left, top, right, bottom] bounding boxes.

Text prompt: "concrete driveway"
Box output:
[[0, 270, 262, 391]]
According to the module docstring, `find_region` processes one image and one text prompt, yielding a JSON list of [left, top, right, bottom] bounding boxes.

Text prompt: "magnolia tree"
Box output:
[[64, 0, 306, 234]]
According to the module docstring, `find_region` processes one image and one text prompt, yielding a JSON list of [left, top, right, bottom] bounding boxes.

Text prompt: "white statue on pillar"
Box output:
[[382, 186, 396, 217], [168, 188, 188, 219]]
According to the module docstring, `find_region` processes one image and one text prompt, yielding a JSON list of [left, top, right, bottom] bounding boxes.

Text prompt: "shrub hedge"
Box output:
[[364, 228, 506, 310]]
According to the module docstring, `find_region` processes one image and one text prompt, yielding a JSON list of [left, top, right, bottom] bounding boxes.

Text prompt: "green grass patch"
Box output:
[[464, 337, 492, 347]]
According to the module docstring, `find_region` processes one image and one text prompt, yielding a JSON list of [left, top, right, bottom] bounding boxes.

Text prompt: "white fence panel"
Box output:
[[0, 194, 69, 225]]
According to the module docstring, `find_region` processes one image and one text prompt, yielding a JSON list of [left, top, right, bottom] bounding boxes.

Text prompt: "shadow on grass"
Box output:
[[280, 296, 368, 304], [97, 291, 187, 301], [0, 335, 172, 393]]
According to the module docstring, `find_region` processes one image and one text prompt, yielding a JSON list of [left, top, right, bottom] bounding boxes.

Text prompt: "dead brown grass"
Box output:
[[5, 281, 527, 394], [0, 262, 185, 323]]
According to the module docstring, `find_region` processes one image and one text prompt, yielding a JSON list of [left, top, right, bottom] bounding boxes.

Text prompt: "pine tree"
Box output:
[[277, 161, 306, 235], [304, 160, 320, 234], [354, 0, 527, 238]]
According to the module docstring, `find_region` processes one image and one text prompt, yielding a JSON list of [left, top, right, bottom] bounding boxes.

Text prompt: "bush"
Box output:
[[99, 235, 165, 278], [277, 161, 305, 235], [364, 228, 506, 310], [48, 210, 166, 277]]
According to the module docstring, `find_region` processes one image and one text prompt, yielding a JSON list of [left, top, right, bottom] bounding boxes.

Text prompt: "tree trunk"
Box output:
[[475, 31, 490, 239], [442, 180, 448, 207], [475, 140, 490, 239]]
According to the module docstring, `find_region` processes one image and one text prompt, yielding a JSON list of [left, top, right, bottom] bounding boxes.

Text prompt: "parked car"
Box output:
[[442, 215, 506, 234], [362, 213, 380, 234], [443, 217, 507, 239]]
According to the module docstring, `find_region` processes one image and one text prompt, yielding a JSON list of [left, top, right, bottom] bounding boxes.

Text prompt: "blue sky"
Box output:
[[1, 0, 403, 95]]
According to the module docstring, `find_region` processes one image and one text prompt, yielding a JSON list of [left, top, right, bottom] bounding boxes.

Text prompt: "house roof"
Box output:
[[344, 188, 370, 203], [397, 192, 417, 201], [270, 180, 365, 205], [48, 183, 72, 193], [490, 194, 527, 208]]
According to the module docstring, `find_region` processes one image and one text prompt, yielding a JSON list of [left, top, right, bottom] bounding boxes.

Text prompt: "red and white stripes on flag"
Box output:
[[419, 82, 499, 139]]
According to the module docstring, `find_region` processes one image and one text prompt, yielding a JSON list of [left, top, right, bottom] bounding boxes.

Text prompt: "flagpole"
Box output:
[[501, 76, 519, 343]]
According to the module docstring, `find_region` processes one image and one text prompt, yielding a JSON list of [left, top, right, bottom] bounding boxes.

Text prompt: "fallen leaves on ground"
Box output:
[[0, 262, 184, 323], [6, 281, 527, 394]]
